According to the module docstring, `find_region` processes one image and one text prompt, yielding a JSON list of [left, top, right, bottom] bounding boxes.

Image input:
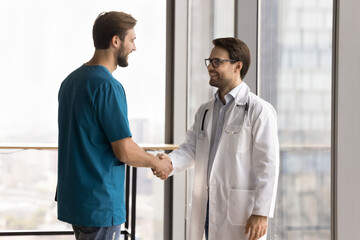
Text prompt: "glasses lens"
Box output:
[[205, 59, 210, 67], [213, 58, 220, 68]]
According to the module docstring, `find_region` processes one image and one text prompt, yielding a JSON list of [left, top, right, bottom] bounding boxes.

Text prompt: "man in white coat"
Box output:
[[156, 37, 279, 240]]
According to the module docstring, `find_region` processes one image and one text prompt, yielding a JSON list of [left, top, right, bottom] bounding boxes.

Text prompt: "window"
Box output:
[[187, 0, 235, 123], [0, 1, 166, 239], [258, 0, 332, 239], [186, 0, 235, 238]]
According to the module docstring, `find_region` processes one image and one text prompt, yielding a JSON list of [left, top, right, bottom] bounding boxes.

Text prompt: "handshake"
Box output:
[[151, 153, 172, 180]]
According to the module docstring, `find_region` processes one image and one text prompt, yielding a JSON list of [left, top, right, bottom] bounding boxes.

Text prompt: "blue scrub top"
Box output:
[[57, 64, 132, 227]]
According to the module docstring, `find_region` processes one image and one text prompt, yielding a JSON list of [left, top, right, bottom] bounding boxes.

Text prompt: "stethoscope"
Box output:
[[198, 109, 209, 139], [198, 102, 249, 139]]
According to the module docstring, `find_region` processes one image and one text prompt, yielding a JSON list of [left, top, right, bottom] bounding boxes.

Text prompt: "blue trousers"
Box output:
[[72, 225, 121, 240]]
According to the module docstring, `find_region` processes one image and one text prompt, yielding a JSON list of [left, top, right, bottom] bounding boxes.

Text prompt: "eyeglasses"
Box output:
[[204, 58, 237, 68]]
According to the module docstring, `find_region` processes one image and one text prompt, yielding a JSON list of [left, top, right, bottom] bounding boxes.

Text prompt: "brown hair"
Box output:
[[92, 11, 137, 49], [212, 37, 251, 79]]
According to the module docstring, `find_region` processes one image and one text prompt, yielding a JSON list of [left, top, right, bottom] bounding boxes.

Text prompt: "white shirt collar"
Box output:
[[214, 82, 244, 105]]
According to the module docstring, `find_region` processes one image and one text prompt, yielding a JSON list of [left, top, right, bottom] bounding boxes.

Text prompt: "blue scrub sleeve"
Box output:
[[95, 83, 132, 142]]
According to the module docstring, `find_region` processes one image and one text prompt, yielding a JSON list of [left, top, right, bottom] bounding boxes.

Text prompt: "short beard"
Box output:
[[117, 42, 129, 67], [209, 79, 217, 87], [117, 55, 128, 67], [209, 78, 221, 88]]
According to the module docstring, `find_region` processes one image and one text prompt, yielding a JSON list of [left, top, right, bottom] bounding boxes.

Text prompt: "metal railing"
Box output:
[[0, 144, 178, 240]]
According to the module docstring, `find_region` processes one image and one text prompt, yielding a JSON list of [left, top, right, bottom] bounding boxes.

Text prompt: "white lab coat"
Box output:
[[170, 83, 279, 240]]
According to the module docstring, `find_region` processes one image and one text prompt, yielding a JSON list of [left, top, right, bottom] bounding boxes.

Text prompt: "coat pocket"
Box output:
[[225, 125, 251, 153], [227, 189, 255, 226]]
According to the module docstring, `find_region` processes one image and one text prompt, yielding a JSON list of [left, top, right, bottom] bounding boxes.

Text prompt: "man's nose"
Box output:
[[207, 63, 214, 71]]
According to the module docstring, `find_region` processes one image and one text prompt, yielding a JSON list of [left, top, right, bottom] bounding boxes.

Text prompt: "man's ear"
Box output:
[[235, 61, 243, 72], [111, 35, 121, 48]]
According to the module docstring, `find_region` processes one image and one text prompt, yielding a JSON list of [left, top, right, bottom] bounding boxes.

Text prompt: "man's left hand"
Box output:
[[245, 215, 267, 240]]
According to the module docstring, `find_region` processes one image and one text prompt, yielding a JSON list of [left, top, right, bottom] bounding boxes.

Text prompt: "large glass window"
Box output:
[[259, 0, 332, 239], [188, 0, 235, 123], [0, 1, 166, 239], [186, 0, 235, 238]]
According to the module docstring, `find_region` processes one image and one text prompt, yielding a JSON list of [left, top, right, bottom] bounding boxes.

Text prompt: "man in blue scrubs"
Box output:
[[57, 11, 173, 240]]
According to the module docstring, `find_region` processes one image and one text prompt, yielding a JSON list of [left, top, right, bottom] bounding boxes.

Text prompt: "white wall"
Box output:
[[236, 0, 257, 93], [172, 0, 188, 239]]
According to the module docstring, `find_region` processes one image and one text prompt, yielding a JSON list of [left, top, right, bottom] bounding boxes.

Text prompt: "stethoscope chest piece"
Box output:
[[198, 132, 205, 139]]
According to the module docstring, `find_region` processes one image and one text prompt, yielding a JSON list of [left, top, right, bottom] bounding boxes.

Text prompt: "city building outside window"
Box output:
[[259, 0, 333, 239]]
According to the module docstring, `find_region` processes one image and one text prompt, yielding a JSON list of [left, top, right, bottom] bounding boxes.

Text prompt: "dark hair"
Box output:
[[212, 37, 251, 79], [92, 11, 137, 49]]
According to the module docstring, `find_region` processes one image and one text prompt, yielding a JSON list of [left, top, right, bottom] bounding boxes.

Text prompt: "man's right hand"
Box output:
[[152, 153, 172, 180]]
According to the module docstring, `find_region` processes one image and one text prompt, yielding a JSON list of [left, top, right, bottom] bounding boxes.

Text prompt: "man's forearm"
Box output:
[[111, 137, 157, 168], [111, 137, 173, 180]]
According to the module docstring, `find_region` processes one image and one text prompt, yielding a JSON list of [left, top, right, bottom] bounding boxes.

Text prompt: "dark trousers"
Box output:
[[205, 199, 209, 240], [72, 225, 121, 240]]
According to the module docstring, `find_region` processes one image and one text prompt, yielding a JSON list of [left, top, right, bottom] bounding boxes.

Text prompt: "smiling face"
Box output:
[[116, 28, 137, 67], [207, 46, 242, 93]]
